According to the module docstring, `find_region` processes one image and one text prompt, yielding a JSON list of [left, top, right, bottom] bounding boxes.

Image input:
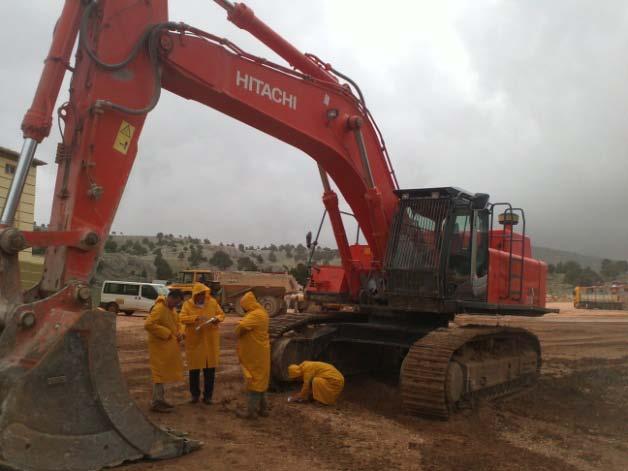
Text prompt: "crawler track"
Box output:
[[401, 326, 541, 419], [268, 311, 361, 340]]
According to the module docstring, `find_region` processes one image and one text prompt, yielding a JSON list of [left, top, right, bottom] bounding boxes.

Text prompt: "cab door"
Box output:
[[445, 209, 489, 301]]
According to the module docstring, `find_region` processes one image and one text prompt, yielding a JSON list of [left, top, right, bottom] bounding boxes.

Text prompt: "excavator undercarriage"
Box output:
[[269, 312, 541, 419]]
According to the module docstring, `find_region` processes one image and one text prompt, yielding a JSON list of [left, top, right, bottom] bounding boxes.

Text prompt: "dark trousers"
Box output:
[[189, 368, 215, 400]]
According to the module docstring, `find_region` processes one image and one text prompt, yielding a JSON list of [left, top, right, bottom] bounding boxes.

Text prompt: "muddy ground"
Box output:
[[117, 302, 628, 470]]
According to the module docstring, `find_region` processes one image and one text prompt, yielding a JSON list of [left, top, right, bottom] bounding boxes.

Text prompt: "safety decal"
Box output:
[[113, 120, 136, 155]]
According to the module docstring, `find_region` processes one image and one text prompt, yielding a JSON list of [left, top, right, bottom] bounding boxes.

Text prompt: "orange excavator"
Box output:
[[0, 1, 554, 470]]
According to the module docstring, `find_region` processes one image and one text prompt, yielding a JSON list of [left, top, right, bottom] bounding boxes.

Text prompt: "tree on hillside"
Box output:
[[104, 239, 118, 253], [560, 260, 602, 286], [256, 254, 264, 264], [131, 241, 148, 256], [203, 239, 211, 244], [188, 245, 206, 267], [238, 243, 246, 253], [294, 243, 307, 262], [154, 255, 173, 280], [210, 250, 233, 270], [268, 251, 277, 263], [565, 266, 602, 286], [601, 259, 628, 280], [237, 256, 258, 271], [290, 263, 309, 286]]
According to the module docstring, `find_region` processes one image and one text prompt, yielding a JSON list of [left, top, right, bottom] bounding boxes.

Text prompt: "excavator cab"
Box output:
[[384, 187, 491, 313]]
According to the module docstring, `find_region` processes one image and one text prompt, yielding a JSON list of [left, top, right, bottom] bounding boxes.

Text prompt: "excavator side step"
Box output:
[[0, 286, 199, 471]]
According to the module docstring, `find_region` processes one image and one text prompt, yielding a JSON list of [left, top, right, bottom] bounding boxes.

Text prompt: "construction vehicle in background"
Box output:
[[168, 268, 300, 316], [0, 0, 555, 469], [574, 282, 627, 310]]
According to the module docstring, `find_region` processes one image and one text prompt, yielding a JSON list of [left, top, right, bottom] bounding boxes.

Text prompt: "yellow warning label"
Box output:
[[113, 120, 135, 155]]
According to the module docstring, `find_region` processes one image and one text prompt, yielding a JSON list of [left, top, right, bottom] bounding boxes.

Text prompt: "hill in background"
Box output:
[[89, 234, 626, 302], [532, 246, 604, 271]]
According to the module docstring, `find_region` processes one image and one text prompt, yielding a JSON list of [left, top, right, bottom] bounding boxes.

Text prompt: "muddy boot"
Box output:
[[150, 402, 172, 413], [235, 392, 259, 419], [258, 392, 269, 418]]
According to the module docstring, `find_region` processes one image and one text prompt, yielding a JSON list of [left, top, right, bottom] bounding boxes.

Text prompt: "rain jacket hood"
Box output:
[[192, 282, 210, 298], [240, 291, 262, 312], [288, 364, 302, 379]]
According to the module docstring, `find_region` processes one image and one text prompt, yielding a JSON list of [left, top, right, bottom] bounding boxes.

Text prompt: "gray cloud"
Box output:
[[0, 1, 626, 258]]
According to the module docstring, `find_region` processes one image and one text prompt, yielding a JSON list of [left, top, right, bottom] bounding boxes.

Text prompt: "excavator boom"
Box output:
[[0, 1, 550, 470], [0, 1, 398, 469]]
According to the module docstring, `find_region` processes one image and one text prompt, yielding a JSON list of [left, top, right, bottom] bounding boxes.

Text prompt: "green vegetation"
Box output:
[[550, 257, 628, 287], [154, 254, 173, 280], [290, 263, 309, 286], [210, 250, 233, 270], [237, 256, 258, 271]]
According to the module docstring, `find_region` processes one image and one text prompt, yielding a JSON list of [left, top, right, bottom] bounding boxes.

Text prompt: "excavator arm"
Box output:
[[8, 0, 398, 303], [0, 1, 399, 469]]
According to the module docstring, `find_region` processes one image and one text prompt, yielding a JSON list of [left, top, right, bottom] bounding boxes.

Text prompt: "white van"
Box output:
[[100, 281, 169, 316]]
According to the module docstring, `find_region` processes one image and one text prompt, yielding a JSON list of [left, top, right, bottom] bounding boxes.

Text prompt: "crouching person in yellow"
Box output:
[[288, 361, 345, 405], [179, 283, 225, 404], [144, 289, 185, 412], [235, 292, 270, 419]]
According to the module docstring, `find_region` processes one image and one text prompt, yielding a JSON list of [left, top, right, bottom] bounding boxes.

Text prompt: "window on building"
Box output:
[[4, 164, 16, 175]]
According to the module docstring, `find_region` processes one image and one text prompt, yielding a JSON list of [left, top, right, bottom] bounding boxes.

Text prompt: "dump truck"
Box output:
[[168, 269, 300, 317], [574, 282, 627, 310]]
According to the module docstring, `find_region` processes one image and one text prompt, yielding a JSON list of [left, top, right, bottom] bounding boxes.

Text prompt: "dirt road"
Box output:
[[117, 303, 628, 470]]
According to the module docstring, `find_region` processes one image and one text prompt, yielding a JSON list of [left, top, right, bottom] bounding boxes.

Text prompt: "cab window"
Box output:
[[448, 213, 472, 276], [103, 283, 122, 294], [141, 285, 158, 300], [123, 284, 140, 296]]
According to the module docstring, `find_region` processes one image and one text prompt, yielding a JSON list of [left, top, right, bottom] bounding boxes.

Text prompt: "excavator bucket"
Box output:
[[0, 283, 199, 471]]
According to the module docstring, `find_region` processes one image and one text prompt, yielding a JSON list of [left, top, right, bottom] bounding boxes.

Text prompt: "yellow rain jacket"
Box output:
[[179, 283, 225, 370], [235, 292, 270, 392], [289, 361, 345, 405], [144, 296, 184, 384]]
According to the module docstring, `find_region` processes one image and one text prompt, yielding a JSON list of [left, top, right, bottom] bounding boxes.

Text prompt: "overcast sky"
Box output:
[[1, 1, 627, 259]]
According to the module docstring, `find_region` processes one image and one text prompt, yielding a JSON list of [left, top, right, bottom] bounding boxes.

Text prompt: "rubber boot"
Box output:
[[258, 392, 269, 418], [236, 392, 259, 419]]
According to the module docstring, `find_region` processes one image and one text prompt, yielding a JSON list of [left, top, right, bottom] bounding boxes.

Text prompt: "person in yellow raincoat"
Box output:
[[179, 283, 225, 404], [144, 289, 185, 412], [235, 291, 270, 419], [288, 361, 345, 405]]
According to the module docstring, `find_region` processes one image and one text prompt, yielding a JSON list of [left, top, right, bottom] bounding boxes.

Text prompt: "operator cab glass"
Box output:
[[384, 187, 490, 312]]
